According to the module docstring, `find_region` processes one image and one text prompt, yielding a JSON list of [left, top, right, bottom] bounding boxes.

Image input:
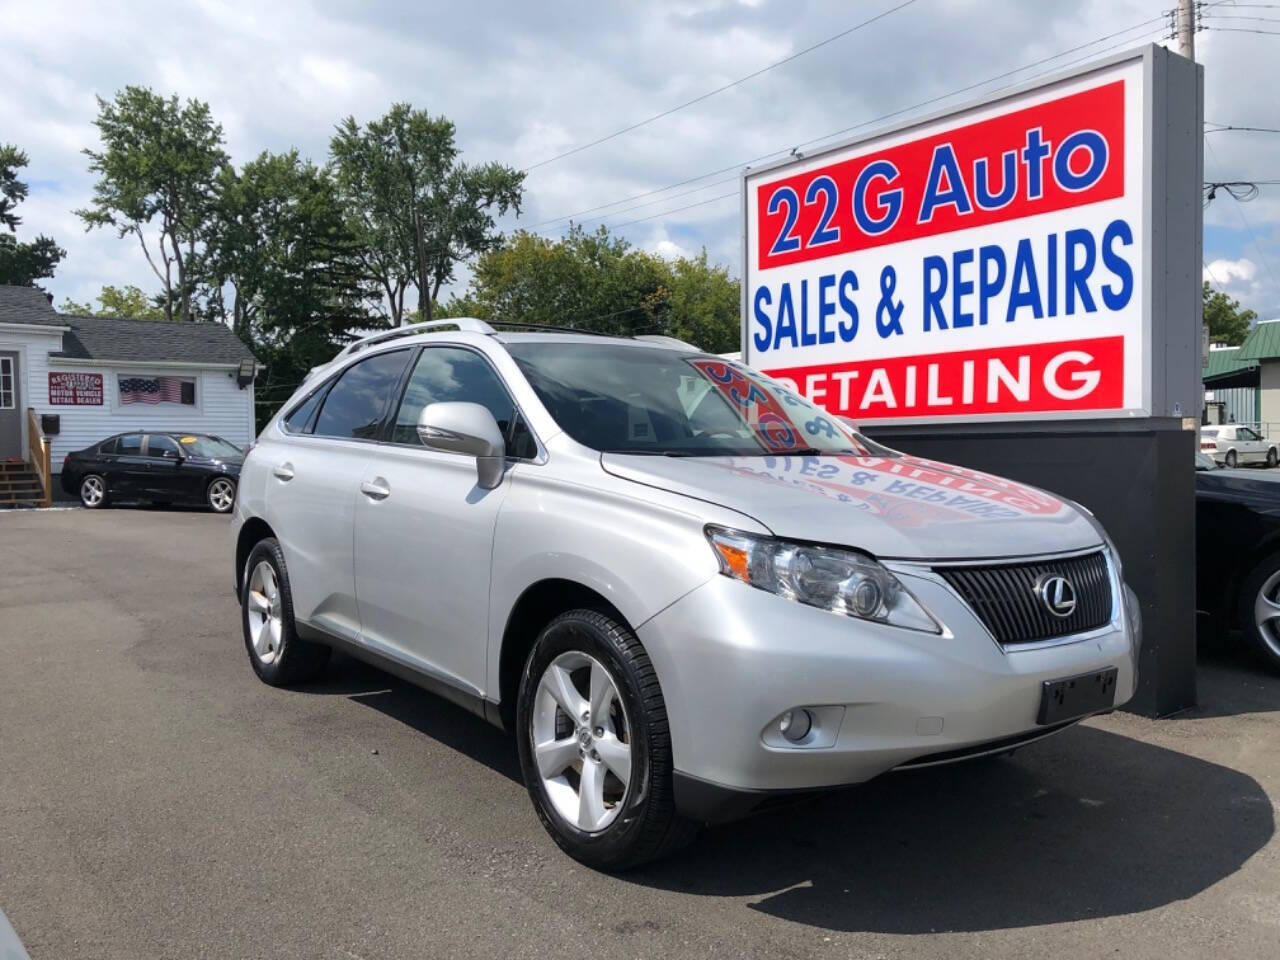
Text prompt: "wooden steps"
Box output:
[[0, 461, 48, 507]]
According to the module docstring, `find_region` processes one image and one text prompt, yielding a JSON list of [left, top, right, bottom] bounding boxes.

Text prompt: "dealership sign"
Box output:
[[48, 371, 104, 405], [742, 49, 1179, 425]]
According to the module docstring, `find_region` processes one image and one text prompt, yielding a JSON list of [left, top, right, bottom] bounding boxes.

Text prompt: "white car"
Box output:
[[1201, 425, 1278, 469]]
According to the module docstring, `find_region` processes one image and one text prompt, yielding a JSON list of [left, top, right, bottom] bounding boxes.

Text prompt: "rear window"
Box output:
[[313, 349, 410, 440], [98, 437, 119, 454], [1201, 428, 1219, 437]]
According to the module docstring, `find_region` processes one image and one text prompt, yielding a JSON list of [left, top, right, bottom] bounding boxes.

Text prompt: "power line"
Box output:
[[1204, 25, 1280, 33], [528, 16, 1166, 231], [522, 0, 921, 172], [1204, 137, 1280, 291], [1206, 124, 1280, 134], [590, 23, 1171, 234]]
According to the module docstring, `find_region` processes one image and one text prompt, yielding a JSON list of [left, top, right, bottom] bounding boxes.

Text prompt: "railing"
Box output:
[[26, 408, 52, 508]]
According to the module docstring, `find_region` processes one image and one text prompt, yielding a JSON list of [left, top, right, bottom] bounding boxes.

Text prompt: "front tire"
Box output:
[[207, 477, 236, 513], [1239, 552, 1280, 673], [241, 538, 330, 685], [516, 609, 696, 870], [80, 474, 107, 509], [1267, 447, 1277, 469]]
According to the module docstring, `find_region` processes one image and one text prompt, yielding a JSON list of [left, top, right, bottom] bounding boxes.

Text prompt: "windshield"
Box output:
[[177, 435, 244, 459], [507, 342, 886, 457]]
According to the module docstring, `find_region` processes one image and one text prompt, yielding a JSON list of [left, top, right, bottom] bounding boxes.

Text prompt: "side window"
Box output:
[[392, 347, 534, 457], [1242, 427, 1261, 441], [118, 434, 143, 455], [98, 437, 119, 455], [283, 387, 326, 434], [147, 436, 181, 459], [313, 349, 411, 440]]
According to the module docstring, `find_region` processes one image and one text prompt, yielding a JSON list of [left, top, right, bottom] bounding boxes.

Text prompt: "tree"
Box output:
[[0, 143, 65, 287], [59, 284, 165, 321], [330, 104, 524, 325], [203, 150, 376, 421], [1203, 282, 1256, 346], [451, 224, 742, 351], [77, 87, 229, 322]]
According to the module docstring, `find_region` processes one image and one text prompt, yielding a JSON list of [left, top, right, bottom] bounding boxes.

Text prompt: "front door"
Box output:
[[354, 345, 532, 696], [0, 352, 21, 460]]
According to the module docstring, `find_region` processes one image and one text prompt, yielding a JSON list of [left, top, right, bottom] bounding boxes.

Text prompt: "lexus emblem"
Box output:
[[1037, 575, 1077, 618]]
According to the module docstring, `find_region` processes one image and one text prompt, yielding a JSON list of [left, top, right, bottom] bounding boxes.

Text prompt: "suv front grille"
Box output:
[[935, 551, 1113, 646]]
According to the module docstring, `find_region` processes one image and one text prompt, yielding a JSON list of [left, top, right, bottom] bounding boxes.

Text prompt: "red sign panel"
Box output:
[[764, 336, 1125, 421], [755, 81, 1126, 271], [49, 371, 104, 406]]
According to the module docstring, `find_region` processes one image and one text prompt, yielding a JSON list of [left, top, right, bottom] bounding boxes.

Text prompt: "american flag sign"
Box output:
[[119, 376, 190, 404]]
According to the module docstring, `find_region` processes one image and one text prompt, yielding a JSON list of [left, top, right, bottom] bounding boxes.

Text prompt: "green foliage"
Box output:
[[453, 225, 741, 351], [330, 104, 524, 324], [203, 150, 376, 423], [77, 87, 229, 321], [1204, 281, 1256, 347], [0, 143, 65, 287], [59, 284, 165, 321]]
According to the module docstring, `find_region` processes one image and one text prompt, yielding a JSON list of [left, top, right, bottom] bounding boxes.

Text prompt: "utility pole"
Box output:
[[1177, 0, 1195, 61]]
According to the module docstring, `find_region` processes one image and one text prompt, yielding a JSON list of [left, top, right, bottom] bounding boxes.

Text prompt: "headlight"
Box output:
[[705, 526, 941, 633]]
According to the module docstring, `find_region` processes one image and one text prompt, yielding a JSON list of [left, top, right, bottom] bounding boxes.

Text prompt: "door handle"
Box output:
[[273, 462, 295, 481], [360, 478, 391, 501]]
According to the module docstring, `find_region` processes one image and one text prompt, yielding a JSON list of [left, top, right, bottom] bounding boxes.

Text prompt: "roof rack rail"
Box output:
[[336, 317, 495, 360], [486, 320, 622, 338]]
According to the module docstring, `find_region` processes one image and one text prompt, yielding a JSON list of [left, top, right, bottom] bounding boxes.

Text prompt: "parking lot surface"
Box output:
[[1, 508, 1277, 959]]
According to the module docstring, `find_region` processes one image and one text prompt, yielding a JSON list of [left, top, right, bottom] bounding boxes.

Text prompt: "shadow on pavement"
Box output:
[[628, 724, 1273, 933], [305, 655, 1273, 935]]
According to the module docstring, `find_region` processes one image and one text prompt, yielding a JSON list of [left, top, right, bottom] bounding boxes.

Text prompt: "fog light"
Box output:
[[778, 709, 812, 742]]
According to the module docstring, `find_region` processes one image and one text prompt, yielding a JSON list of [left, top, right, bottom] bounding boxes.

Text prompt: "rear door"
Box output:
[[109, 433, 148, 496], [264, 348, 412, 643], [353, 345, 537, 695]]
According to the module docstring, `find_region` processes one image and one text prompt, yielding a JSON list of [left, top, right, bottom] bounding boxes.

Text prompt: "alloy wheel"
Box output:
[[1254, 569, 1280, 660], [209, 478, 235, 512], [246, 560, 284, 665], [80, 476, 104, 507], [531, 651, 633, 832]]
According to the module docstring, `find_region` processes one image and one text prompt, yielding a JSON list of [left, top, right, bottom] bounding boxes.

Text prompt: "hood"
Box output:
[[601, 452, 1101, 561]]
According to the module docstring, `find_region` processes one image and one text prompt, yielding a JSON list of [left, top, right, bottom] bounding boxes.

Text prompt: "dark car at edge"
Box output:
[[1196, 451, 1280, 672], [61, 432, 244, 513]]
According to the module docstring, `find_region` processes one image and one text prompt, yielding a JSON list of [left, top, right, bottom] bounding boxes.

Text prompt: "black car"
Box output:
[[61, 432, 244, 513], [1196, 451, 1280, 672]]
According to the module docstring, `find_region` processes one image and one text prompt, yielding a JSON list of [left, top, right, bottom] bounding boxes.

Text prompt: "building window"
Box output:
[[118, 374, 196, 406], [0, 356, 13, 409]]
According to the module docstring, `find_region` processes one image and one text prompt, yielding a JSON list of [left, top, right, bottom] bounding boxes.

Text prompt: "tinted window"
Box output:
[[313, 350, 410, 440], [392, 347, 536, 457], [283, 387, 326, 434], [148, 436, 181, 459], [118, 434, 143, 455], [1241, 427, 1260, 440], [98, 437, 119, 455]]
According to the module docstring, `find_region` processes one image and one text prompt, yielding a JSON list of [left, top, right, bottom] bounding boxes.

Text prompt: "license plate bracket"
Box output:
[[1037, 668, 1118, 725]]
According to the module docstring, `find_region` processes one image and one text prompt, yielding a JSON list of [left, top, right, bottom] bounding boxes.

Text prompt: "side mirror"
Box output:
[[417, 402, 506, 490]]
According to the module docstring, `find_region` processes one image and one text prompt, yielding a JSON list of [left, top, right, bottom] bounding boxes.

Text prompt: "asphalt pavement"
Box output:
[[1, 508, 1277, 959]]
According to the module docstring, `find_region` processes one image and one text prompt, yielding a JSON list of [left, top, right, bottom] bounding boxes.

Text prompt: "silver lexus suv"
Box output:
[[232, 318, 1142, 869]]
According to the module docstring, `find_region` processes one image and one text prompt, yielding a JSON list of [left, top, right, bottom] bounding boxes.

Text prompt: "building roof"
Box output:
[[1203, 346, 1258, 382], [1237, 320, 1280, 362], [0, 284, 253, 366]]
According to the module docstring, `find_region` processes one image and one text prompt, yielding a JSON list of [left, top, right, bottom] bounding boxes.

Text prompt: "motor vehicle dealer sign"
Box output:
[[742, 47, 1195, 425]]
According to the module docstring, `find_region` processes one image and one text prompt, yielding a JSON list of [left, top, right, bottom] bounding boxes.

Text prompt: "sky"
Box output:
[[3, 0, 1278, 320]]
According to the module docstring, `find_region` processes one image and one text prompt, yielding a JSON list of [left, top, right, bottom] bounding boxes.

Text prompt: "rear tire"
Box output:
[[516, 609, 697, 870], [79, 474, 107, 509], [1238, 551, 1280, 674], [208, 477, 236, 513], [241, 538, 330, 685], [1226, 449, 1238, 469]]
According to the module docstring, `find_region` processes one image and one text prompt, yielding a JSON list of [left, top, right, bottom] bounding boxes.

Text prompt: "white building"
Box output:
[[0, 285, 256, 503]]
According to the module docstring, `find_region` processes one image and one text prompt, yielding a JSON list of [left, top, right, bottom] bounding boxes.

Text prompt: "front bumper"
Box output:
[[636, 558, 1141, 821]]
